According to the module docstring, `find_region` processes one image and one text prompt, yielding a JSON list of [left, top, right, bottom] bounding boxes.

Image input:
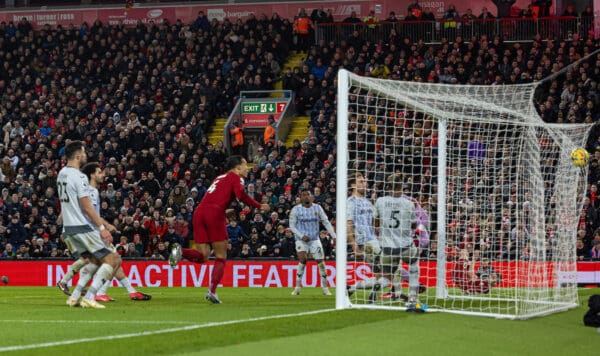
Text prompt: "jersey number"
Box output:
[[207, 179, 220, 194], [390, 210, 400, 228], [57, 182, 70, 203]]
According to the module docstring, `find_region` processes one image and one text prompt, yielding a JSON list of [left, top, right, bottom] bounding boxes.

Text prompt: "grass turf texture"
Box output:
[[0, 287, 597, 355]]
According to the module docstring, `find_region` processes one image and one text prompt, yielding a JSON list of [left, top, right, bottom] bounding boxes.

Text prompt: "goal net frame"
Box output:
[[335, 68, 591, 319]]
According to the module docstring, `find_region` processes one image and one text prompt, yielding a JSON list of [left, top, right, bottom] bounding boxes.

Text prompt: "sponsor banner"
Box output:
[[0, 1, 550, 29], [241, 113, 283, 127], [1, 10, 86, 27], [1, 260, 598, 287], [97, 7, 177, 27]]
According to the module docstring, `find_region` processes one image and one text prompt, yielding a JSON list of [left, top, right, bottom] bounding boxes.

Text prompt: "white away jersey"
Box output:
[[85, 185, 100, 230], [57, 166, 93, 234], [374, 195, 416, 248], [347, 196, 377, 245], [289, 203, 336, 241]]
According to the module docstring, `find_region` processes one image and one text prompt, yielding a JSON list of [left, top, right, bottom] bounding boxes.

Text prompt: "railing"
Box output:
[[316, 16, 590, 45]]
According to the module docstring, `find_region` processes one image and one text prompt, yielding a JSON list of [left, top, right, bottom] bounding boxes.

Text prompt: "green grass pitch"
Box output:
[[0, 286, 597, 355]]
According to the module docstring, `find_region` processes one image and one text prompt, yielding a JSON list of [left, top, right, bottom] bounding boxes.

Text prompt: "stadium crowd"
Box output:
[[0, 4, 599, 264]]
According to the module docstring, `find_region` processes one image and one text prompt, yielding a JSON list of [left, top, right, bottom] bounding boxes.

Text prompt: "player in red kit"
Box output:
[[451, 249, 499, 294], [169, 156, 270, 303]]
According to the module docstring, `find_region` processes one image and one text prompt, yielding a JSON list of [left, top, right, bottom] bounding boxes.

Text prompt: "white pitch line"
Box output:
[[0, 309, 336, 353], [0, 319, 196, 325]]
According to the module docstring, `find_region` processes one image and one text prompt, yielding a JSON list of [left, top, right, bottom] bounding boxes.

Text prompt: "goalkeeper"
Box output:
[[452, 249, 500, 294], [345, 173, 388, 303]]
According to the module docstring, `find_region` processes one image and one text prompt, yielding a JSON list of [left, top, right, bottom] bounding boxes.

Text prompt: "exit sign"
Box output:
[[242, 102, 286, 114]]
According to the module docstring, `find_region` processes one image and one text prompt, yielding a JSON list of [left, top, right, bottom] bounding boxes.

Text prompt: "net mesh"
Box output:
[[338, 69, 592, 318]]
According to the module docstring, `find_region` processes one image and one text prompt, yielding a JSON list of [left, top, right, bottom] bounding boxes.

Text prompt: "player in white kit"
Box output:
[[289, 189, 337, 296], [345, 173, 388, 303], [62, 162, 151, 302], [374, 174, 423, 311], [58, 141, 121, 309]]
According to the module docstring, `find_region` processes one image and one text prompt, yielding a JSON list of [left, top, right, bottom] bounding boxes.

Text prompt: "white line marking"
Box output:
[[0, 320, 195, 325], [0, 309, 335, 352]]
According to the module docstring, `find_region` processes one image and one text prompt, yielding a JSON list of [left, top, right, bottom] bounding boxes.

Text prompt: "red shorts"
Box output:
[[193, 205, 227, 244], [457, 280, 490, 294]]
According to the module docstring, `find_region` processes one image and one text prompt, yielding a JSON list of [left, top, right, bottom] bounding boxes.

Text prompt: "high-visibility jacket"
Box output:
[[293, 16, 313, 35], [230, 127, 244, 147], [362, 16, 379, 29], [264, 125, 276, 145]]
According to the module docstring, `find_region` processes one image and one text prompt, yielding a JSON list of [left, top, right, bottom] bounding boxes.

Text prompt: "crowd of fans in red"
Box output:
[[0, 6, 598, 262]]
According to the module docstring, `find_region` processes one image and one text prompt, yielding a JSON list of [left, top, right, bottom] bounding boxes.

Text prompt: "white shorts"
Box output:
[[295, 239, 325, 260], [64, 231, 112, 260], [361, 239, 381, 255]]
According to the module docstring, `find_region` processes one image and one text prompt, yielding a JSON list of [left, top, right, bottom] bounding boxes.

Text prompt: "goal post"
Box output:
[[335, 68, 592, 319]]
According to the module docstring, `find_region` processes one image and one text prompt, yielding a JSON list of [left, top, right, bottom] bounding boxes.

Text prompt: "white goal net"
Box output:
[[335, 69, 593, 319]]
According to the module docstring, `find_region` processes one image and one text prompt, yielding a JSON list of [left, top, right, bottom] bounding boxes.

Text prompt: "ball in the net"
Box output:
[[571, 148, 590, 168]]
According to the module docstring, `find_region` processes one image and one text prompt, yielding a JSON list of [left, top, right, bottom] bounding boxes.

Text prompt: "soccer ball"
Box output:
[[1, 276, 8, 285], [571, 148, 590, 168]]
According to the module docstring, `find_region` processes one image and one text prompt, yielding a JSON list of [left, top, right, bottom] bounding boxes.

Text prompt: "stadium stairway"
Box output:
[[270, 51, 310, 145], [207, 52, 306, 147], [284, 116, 310, 147], [272, 51, 306, 91], [207, 117, 228, 145]]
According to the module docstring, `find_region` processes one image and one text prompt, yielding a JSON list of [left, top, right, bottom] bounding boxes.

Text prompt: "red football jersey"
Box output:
[[452, 258, 471, 287], [452, 258, 490, 294], [199, 172, 261, 211]]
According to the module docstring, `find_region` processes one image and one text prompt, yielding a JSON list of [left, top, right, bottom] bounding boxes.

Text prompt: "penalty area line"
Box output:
[[0, 319, 197, 325], [0, 308, 336, 353]]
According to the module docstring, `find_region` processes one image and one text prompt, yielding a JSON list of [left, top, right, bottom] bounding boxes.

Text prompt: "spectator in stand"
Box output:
[[442, 4, 460, 41], [386, 11, 399, 22], [562, 3, 578, 37], [152, 241, 170, 261], [477, 6, 496, 38], [227, 218, 248, 258], [576, 239, 588, 261], [562, 3, 577, 17], [293, 8, 315, 51], [173, 214, 190, 242], [143, 211, 168, 242], [310, 7, 330, 24], [580, 5, 594, 38], [461, 8, 477, 38], [1, 243, 15, 259], [531, 0, 552, 18], [591, 241, 600, 260], [407, 0, 423, 18], [342, 11, 362, 24], [264, 116, 277, 148], [362, 9, 380, 31], [162, 224, 184, 249], [191, 10, 211, 32], [7, 214, 27, 247], [493, 0, 516, 18]]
